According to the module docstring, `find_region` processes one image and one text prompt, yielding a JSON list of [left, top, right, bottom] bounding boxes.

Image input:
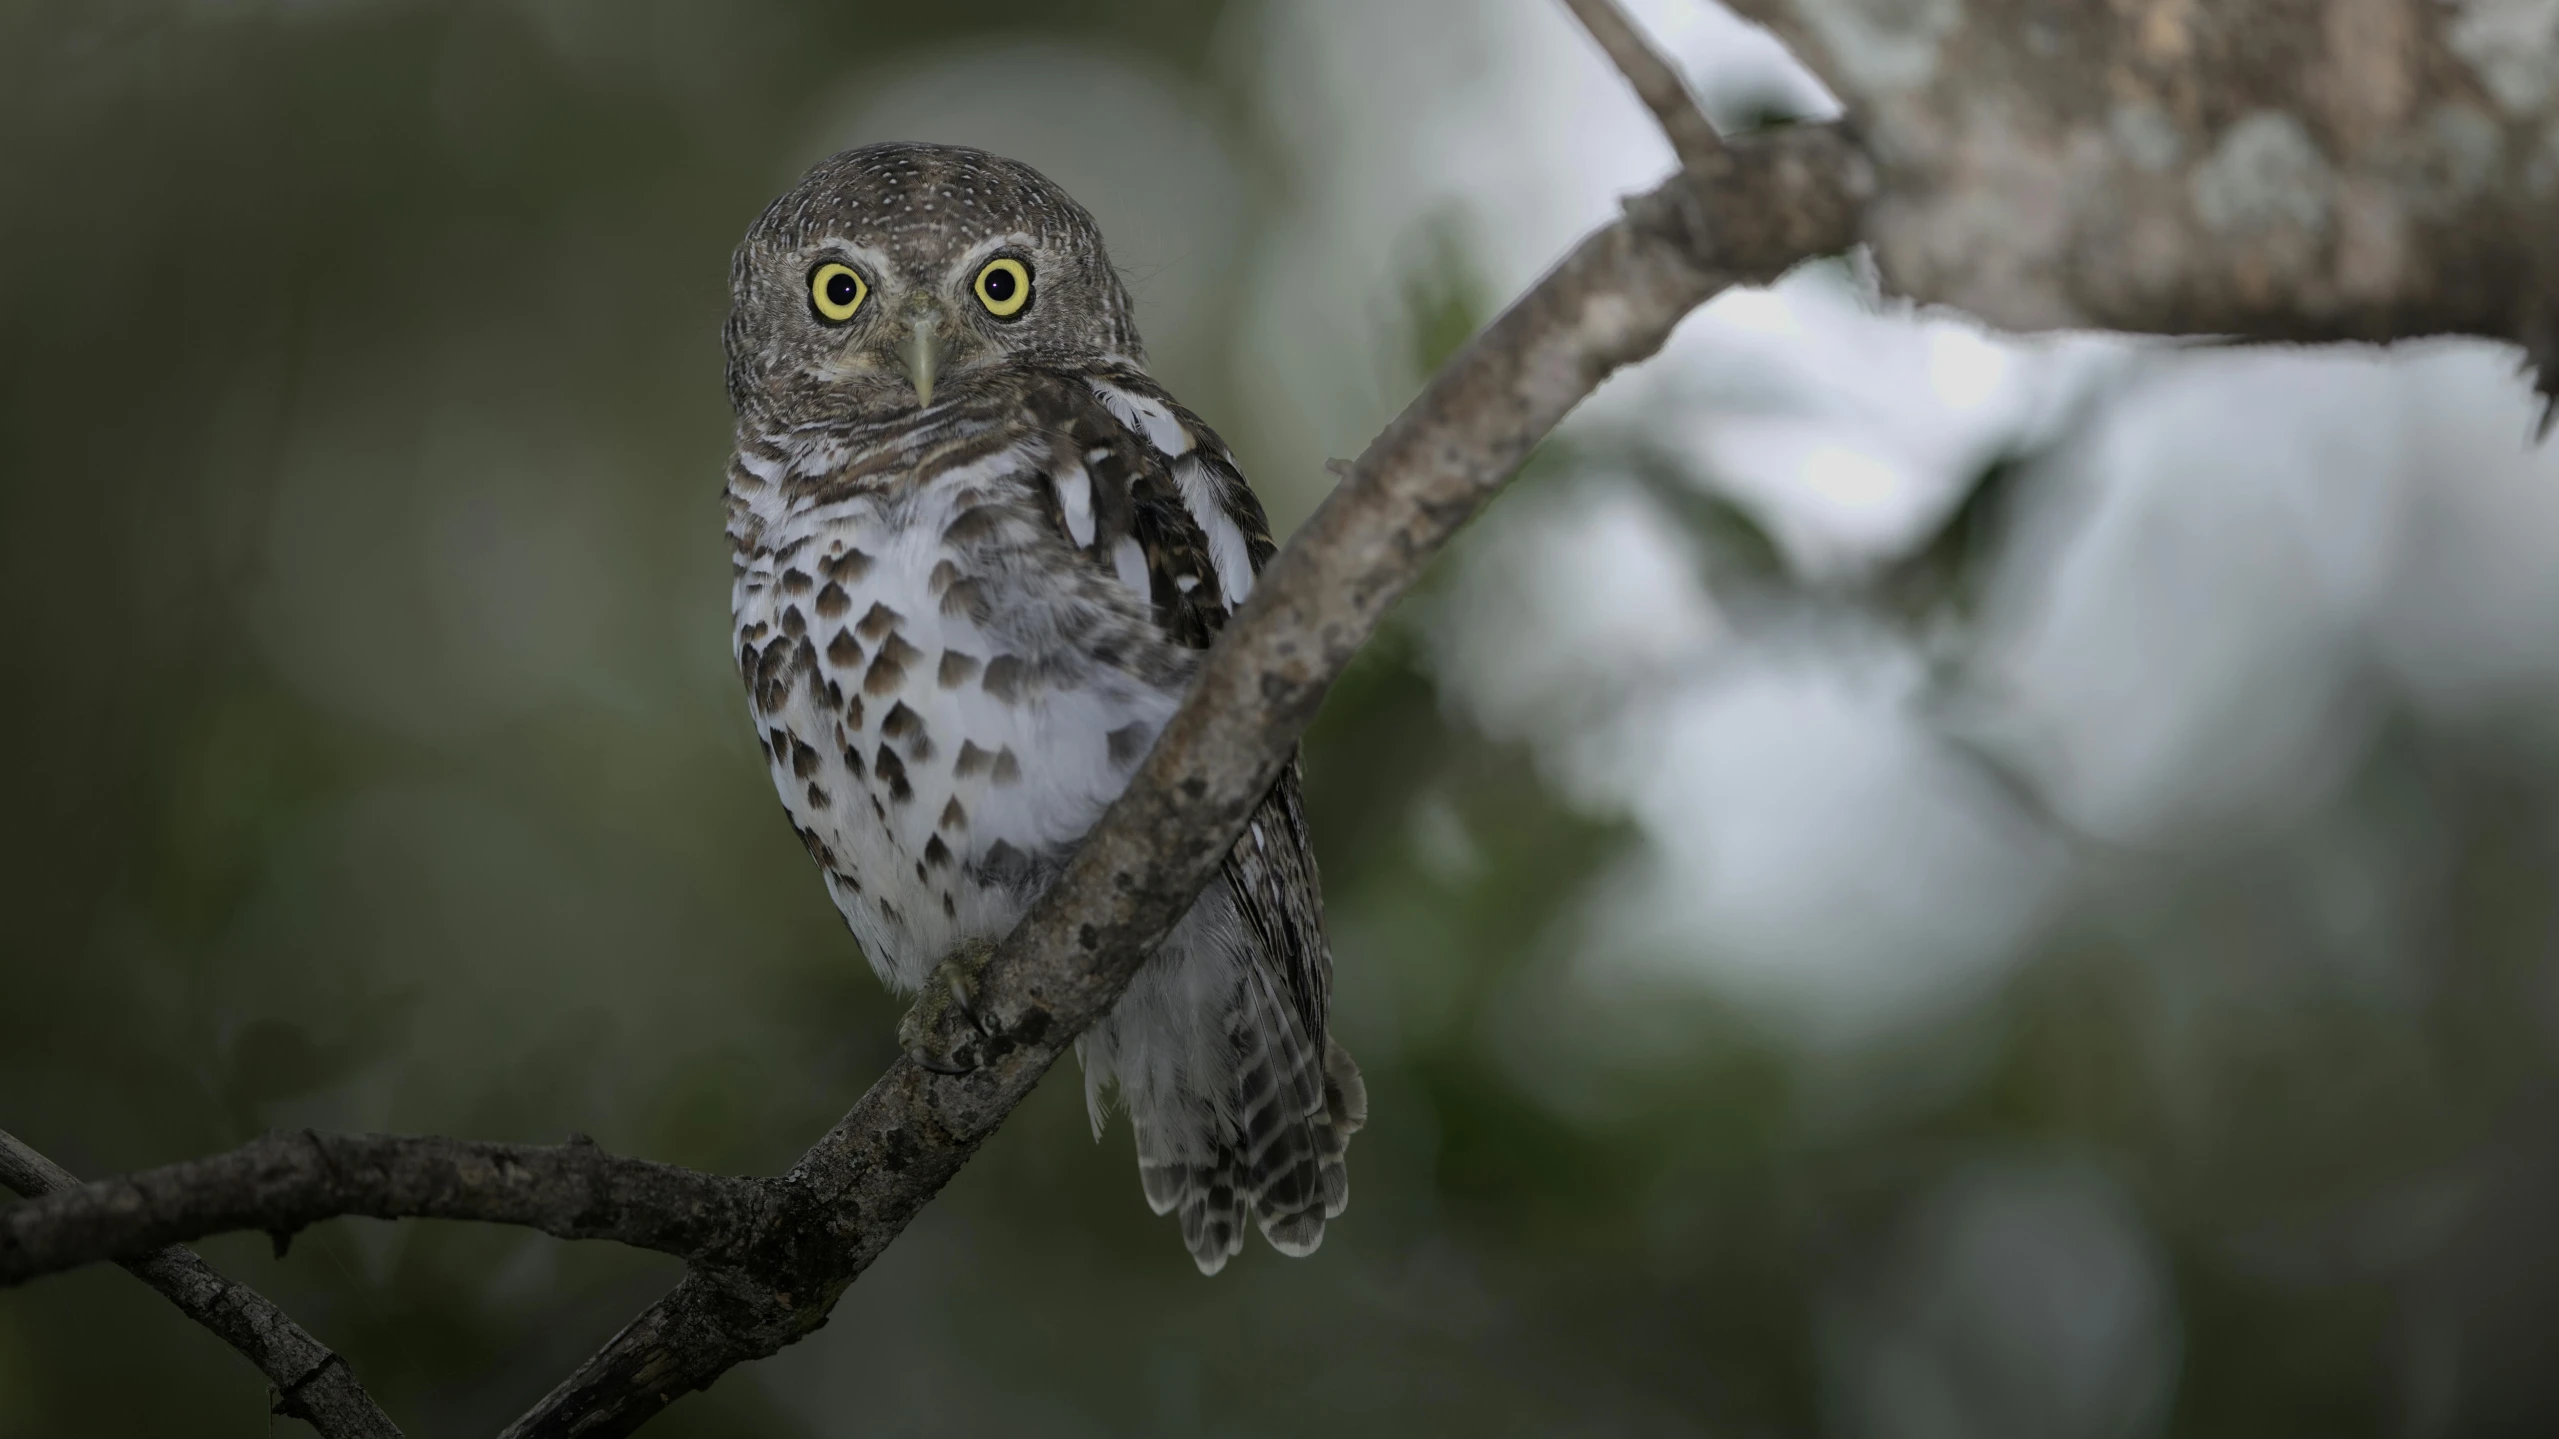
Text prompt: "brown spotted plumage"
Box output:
[[723, 142, 1363, 1274]]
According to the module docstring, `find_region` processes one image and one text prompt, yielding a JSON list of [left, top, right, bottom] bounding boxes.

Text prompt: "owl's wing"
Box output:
[[1020, 369, 1330, 1039], [1025, 367, 1367, 1268]]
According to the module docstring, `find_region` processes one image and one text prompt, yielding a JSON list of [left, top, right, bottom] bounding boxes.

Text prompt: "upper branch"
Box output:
[[0, 1128, 403, 1439], [1720, 0, 2559, 399], [0, 1130, 762, 1286]]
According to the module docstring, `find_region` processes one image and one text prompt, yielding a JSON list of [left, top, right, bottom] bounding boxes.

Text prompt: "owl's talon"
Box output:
[[898, 938, 999, 1074]]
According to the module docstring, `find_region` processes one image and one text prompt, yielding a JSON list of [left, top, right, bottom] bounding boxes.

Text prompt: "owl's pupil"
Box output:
[[984, 268, 1016, 301], [826, 273, 858, 306]]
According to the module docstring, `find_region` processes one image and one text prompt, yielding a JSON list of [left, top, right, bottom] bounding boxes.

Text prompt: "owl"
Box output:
[[721, 142, 1364, 1274]]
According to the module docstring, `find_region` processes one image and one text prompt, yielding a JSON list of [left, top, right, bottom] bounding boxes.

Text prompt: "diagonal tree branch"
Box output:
[[0, 1128, 403, 1439], [0, 1130, 764, 1285]]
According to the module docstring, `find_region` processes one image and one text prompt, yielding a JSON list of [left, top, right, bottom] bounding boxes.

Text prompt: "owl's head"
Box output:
[[724, 142, 1142, 425]]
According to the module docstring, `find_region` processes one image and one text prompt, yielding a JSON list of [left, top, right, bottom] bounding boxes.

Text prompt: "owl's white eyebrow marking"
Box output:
[[803, 240, 900, 287], [946, 233, 1040, 285], [1086, 379, 1192, 457]]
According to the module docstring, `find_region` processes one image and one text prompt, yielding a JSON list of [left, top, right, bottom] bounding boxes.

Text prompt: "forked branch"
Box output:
[[0, 1128, 403, 1439]]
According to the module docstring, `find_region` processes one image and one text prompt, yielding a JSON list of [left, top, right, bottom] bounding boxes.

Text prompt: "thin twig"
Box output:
[[0, 1128, 402, 1439], [1701, 0, 1853, 112], [1560, 0, 1723, 168]]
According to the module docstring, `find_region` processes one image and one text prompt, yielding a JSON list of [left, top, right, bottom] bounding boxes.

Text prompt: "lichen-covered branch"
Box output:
[[0, 1130, 761, 1285], [0, 1128, 403, 1439], [1718, 0, 2559, 398]]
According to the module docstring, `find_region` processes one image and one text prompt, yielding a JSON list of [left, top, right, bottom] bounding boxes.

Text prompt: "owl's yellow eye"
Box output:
[[973, 257, 1031, 319], [809, 262, 866, 323]]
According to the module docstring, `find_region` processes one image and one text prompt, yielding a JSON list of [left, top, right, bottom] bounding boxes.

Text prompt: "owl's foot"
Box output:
[[898, 937, 1000, 1074]]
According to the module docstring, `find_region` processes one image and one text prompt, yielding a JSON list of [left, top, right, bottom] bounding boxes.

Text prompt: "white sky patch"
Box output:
[[1568, 642, 2064, 1049], [1624, 0, 1842, 126], [1576, 270, 2124, 581], [1926, 323, 2013, 412], [1428, 476, 1724, 757], [1967, 348, 2412, 845], [1228, 0, 1679, 512], [1795, 439, 1909, 523], [1701, 285, 1803, 339], [2371, 343, 2559, 727]]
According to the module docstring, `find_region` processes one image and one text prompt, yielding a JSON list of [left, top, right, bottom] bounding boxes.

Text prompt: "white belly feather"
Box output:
[[731, 450, 1183, 991]]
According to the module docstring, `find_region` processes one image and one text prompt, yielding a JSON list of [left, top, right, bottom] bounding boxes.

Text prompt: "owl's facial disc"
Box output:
[[728, 145, 1147, 424]]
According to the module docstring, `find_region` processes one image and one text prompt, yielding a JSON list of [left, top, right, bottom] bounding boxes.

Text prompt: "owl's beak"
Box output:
[[901, 302, 943, 408]]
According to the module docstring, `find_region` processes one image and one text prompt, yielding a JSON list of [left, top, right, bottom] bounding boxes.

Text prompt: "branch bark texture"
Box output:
[[0, 1130, 762, 1285], [1721, 0, 2559, 391], [0, 1129, 402, 1439]]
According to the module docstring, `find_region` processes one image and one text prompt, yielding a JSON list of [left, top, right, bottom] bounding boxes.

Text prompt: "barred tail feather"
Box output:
[[1316, 1036, 1366, 1220], [1230, 961, 1327, 1257], [1133, 1126, 1248, 1274], [1125, 967, 1365, 1275]]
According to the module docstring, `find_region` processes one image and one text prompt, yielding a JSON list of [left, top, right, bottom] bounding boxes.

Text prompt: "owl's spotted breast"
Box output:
[[730, 370, 1224, 986]]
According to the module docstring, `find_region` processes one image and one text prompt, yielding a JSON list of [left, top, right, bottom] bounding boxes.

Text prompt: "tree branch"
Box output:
[[0, 1128, 402, 1439], [1560, 0, 1725, 167], [1719, 0, 2559, 404], [0, 1130, 762, 1284]]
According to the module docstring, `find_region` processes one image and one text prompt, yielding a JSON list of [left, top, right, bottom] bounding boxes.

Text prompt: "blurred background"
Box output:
[[5, 0, 2559, 1434]]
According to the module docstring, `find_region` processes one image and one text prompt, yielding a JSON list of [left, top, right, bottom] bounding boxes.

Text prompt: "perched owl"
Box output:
[[722, 142, 1364, 1274]]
